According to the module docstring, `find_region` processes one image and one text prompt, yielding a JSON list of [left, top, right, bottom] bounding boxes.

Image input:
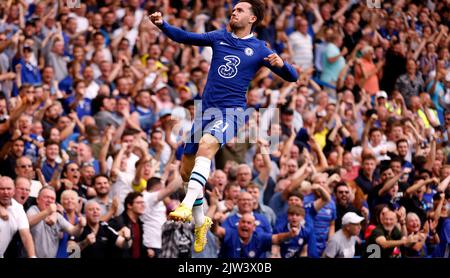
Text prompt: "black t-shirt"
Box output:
[[78, 222, 118, 258], [400, 196, 427, 227], [380, 49, 407, 93], [368, 184, 390, 209], [368, 225, 403, 258]]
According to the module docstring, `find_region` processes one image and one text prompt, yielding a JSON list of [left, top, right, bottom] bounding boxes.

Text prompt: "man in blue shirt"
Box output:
[[65, 80, 92, 120], [17, 46, 41, 86], [222, 192, 272, 234], [274, 205, 317, 258], [213, 213, 297, 258], [149, 0, 298, 253], [41, 140, 60, 183]]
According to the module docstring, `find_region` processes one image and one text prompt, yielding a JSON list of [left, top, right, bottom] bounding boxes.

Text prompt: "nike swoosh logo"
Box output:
[[219, 41, 230, 46]]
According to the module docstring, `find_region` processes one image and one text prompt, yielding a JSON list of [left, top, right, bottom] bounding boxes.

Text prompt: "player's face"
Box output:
[[230, 2, 256, 30]]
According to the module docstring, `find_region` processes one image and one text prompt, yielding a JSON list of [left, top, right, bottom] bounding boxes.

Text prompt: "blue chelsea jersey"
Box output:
[[274, 223, 317, 258], [159, 22, 298, 112], [219, 229, 272, 259]]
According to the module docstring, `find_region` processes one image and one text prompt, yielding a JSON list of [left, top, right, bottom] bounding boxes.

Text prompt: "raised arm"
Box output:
[[156, 164, 183, 202], [272, 227, 298, 245], [312, 182, 331, 212], [405, 178, 437, 197], [150, 12, 214, 46], [379, 169, 409, 196], [256, 139, 273, 188], [263, 52, 299, 82]]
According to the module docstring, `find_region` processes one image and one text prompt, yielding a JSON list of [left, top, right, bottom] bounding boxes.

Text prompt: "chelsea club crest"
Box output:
[[244, 47, 254, 56]]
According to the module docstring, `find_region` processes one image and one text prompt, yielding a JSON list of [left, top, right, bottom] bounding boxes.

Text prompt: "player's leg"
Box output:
[[170, 134, 219, 218], [168, 134, 219, 252], [167, 123, 199, 222], [190, 133, 219, 252], [169, 154, 196, 222], [180, 154, 195, 187], [191, 133, 219, 221]]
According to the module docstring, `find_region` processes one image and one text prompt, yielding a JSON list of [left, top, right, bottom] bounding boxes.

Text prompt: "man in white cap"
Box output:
[[323, 212, 364, 258], [375, 90, 389, 109]]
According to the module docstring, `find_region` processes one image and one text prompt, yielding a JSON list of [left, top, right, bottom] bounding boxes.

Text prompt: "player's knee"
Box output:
[[180, 166, 191, 182], [199, 135, 219, 151]]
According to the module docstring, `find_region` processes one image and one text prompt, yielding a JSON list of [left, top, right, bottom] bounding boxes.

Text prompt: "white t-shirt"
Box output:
[[323, 229, 357, 258], [106, 152, 139, 178], [0, 199, 29, 258], [86, 47, 113, 63], [112, 27, 138, 52], [111, 171, 134, 215], [69, 14, 89, 33], [289, 31, 313, 70], [84, 80, 100, 99], [141, 191, 166, 249], [30, 180, 43, 198]]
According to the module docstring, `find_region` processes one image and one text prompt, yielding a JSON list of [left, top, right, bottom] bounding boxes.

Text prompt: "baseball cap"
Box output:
[[341, 212, 365, 225], [23, 45, 33, 52], [281, 107, 294, 115], [154, 82, 168, 92], [182, 99, 195, 108], [26, 19, 36, 27], [178, 85, 190, 93], [159, 108, 172, 118], [376, 90, 387, 99]]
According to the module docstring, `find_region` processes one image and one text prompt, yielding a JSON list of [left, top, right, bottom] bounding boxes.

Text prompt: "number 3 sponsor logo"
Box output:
[[218, 55, 240, 79]]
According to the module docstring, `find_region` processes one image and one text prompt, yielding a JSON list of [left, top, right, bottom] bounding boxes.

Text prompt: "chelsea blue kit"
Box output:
[[158, 22, 298, 154]]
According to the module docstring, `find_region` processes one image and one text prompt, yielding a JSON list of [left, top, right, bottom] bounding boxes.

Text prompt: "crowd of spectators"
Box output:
[[0, 0, 449, 258]]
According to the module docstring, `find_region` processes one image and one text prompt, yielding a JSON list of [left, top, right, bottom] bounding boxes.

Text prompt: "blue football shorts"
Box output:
[[183, 110, 245, 155]]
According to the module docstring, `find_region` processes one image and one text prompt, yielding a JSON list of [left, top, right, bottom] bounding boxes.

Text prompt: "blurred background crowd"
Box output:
[[0, 0, 449, 258]]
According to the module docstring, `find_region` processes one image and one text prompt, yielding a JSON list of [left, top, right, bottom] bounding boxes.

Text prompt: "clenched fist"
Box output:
[[86, 232, 96, 245], [150, 12, 163, 26]]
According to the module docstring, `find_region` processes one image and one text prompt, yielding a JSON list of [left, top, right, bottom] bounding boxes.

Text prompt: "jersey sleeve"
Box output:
[[260, 45, 298, 82], [57, 213, 74, 233], [159, 21, 219, 46], [371, 227, 385, 241]]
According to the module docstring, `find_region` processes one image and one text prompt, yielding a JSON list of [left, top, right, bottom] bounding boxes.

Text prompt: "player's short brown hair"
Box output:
[[239, 0, 265, 29]]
